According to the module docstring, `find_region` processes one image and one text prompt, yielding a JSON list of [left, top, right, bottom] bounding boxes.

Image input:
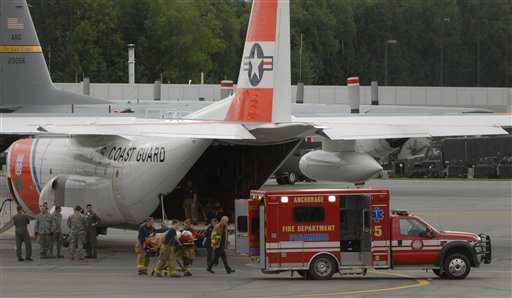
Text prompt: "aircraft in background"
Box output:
[[1, 0, 509, 235]]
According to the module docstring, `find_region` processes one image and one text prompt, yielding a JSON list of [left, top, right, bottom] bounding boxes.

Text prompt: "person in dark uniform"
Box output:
[[85, 204, 101, 258], [207, 216, 235, 274], [204, 218, 218, 269], [182, 180, 198, 223], [155, 219, 181, 278], [13, 206, 32, 261]]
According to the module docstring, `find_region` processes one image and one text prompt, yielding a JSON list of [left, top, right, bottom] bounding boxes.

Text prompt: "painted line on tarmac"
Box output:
[[251, 271, 429, 298]]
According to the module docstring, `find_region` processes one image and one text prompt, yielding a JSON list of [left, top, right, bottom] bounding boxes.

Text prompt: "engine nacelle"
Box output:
[[39, 175, 125, 227], [299, 150, 383, 183]]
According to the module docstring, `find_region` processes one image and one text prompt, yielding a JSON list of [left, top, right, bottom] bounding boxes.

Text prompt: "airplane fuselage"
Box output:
[[7, 137, 211, 226]]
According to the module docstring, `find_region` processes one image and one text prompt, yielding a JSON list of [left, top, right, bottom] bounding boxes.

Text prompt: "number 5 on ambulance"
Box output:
[[244, 189, 491, 280]]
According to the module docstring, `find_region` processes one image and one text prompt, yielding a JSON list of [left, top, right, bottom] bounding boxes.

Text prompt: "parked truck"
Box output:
[[399, 135, 512, 178], [236, 189, 491, 280]]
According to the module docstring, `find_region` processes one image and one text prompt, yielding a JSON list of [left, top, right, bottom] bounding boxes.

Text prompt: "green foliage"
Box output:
[[28, 0, 511, 87]]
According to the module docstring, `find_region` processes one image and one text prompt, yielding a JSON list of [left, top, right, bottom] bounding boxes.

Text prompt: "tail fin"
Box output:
[[224, 0, 291, 123], [0, 0, 106, 106]]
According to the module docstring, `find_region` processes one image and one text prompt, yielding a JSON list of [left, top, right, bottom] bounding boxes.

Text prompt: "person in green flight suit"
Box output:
[[13, 205, 32, 261], [84, 204, 101, 258]]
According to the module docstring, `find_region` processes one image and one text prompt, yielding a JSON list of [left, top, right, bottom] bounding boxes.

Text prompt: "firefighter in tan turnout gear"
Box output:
[[155, 219, 182, 278], [135, 217, 167, 275], [181, 220, 197, 276], [67, 206, 87, 260], [34, 204, 56, 258]]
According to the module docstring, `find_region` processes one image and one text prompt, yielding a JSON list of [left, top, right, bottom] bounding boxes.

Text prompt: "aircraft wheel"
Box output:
[[286, 172, 297, 185]]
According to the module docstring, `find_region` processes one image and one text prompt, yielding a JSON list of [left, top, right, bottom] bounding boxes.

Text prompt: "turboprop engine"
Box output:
[[299, 150, 383, 183], [39, 175, 124, 227], [298, 77, 389, 183]]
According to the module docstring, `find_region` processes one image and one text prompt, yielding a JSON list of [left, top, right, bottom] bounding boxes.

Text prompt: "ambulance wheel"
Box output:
[[443, 253, 470, 279], [432, 269, 445, 278], [309, 255, 337, 280]]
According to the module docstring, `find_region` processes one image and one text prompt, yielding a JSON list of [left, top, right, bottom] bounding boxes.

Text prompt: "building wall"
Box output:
[[54, 83, 511, 111]]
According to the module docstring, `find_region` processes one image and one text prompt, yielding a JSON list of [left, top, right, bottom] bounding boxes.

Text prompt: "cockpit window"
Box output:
[[399, 218, 428, 236]]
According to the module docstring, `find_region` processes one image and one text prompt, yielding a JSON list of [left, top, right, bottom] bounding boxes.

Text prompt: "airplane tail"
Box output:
[[224, 0, 291, 123], [0, 0, 107, 107]]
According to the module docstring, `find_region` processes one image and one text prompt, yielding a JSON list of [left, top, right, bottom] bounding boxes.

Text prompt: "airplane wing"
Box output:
[[294, 114, 511, 140], [0, 116, 256, 140]]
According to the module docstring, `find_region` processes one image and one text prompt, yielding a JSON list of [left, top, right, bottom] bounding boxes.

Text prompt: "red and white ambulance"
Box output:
[[242, 189, 491, 280]]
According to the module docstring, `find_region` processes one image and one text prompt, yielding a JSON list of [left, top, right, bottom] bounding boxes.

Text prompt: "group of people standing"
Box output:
[[12, 203, 101, 261], [135, 215, 235, 278]]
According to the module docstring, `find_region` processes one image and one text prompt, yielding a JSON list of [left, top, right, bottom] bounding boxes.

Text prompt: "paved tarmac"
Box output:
[[1, 179, 510, 297]]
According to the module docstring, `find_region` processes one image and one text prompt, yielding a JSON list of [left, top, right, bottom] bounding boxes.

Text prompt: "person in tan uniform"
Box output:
[[155, 219, 181, 278], [135, 217, 167, 275], [181, 220, 197, 276]]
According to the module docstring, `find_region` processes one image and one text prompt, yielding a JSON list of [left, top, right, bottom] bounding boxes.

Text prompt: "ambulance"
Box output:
[[237, 189, 491, 280]]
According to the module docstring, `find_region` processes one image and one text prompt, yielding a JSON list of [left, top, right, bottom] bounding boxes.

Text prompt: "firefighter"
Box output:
[[34, 204, 56, 258], [207, 216, 235, 274], [155, 219, 182, 278], [181, 219, 196, 276], [204, 218, 218, 269], [135, 217, 167, 275]]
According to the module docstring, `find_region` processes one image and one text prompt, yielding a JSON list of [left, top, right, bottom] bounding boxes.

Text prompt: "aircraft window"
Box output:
[[294, 206, 325, 223], [237, 216, 248, 233], [399, 218, 428, 236]]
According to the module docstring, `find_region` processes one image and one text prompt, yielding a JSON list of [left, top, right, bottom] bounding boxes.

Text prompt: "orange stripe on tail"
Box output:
[[246, 0, 278, 42], [225, 88, 273, 122]]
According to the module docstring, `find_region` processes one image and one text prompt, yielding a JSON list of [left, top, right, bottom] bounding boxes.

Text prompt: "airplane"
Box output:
[[1, 0, 510, 234], [0, 0, 496, 164]]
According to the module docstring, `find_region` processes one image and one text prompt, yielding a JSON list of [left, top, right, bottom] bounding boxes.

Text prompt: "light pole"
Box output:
[[384, 39, 398, 86], [440, 18, 450, 86]]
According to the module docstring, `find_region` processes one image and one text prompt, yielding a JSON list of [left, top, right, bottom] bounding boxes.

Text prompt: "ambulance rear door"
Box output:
[[265, 196, 281, 268], [247, 199, 261, 257], [235, 199, 249, 254], [370, 192, 390, 269]]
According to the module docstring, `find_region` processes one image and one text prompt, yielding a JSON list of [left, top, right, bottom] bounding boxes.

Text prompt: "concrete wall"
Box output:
[[55, 82, 511, 110]]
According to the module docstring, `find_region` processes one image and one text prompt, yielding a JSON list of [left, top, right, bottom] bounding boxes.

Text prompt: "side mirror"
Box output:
[[424, 228, 435, 239]]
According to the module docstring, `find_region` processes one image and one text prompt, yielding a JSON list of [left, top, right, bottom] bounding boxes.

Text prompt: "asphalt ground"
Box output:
[[1, 179, 510, 297]]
